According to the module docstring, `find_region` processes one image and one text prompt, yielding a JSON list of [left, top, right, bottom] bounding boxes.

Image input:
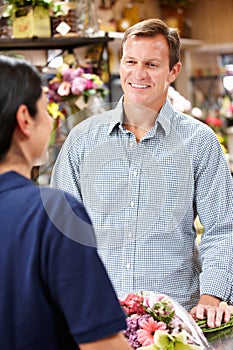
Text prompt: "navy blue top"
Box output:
[[0, 171, 126, 350]]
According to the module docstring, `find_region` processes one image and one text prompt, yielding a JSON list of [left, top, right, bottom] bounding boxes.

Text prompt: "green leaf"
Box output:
[[196, 315, 233, 333], [205, 326, 233, 342]]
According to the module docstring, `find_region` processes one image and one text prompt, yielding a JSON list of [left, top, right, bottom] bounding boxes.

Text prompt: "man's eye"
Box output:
[[126, 60, 136, 64], [147, 63, 157, 68]]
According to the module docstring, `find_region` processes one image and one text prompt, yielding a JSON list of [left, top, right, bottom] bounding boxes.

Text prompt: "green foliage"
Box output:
[[6, 0, 52, 9], [196, 315, 233, 333], [147, 301, 176, 328]]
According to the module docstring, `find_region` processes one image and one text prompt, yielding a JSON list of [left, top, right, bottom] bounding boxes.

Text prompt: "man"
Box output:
[[0, 54, 132, 350], [51, 19, 233, 328]]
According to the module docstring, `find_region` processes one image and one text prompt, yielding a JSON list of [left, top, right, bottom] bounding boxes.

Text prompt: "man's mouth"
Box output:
[[130, 83, 150, 89]]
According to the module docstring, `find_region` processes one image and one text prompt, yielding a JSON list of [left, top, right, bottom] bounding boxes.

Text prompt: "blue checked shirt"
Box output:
[[51, 98, 233, 311]]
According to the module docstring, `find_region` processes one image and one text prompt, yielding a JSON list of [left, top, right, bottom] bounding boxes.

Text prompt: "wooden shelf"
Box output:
[[0, 32, 202, 52], [193, 42, 233, 54], [191, 75, 224, 81], [0, 35, 113, 51], [179, 38, 203, 50]]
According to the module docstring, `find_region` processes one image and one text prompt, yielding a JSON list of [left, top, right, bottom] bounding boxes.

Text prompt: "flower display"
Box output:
[[119, 291, 212, 350], [46, 65, 108, 119], [203, 113, 228, 153]]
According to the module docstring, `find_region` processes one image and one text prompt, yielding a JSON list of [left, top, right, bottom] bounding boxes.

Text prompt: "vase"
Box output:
[[75, 0, 99, 37], [62, 95, 106, 131]]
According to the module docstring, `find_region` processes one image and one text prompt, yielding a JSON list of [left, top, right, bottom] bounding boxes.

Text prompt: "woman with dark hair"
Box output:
[[0, 55, 132, 350]]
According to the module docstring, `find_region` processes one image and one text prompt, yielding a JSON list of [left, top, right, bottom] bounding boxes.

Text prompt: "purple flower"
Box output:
[[47, 89, 62, 102], [72, 67, 85, 77], [124, 314, 151, 349], [49, 81, 61, 91], [71, 77, 87, 95], [62, 68, 74, 82], [62, 67, 85, 82]]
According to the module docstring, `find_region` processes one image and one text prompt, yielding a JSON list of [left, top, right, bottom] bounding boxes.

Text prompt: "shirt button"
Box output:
[[126, 263, 131, 270], [130, 201, 135, 207], [133, 170, 138, 177], [129, 142, 134, 148], [128, 232, 133, 238]]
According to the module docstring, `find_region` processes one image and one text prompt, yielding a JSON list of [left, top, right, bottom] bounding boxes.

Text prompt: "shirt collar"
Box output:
[[107, 96, 124, 135], [157, 98, 173, 136], [107, 96, 174, 137]]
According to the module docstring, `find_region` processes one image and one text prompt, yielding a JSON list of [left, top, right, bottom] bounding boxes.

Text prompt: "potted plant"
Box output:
[[6, 0, 52, 38]]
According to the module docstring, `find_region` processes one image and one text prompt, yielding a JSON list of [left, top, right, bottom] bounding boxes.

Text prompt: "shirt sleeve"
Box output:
[[194, 125, 233, 303], [40, 190, 127, 344], [50, 127, 83, 202]]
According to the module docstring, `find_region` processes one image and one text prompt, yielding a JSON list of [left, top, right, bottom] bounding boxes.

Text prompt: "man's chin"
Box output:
[[125, 94, 151, 106]]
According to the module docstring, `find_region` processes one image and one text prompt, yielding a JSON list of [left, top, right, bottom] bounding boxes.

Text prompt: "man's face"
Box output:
[[120, 34, 181, 111]]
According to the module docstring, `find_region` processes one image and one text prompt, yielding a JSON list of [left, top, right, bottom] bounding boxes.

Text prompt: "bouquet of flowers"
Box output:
[[46, 65, 108, 119], [119, 291, 213, 350]]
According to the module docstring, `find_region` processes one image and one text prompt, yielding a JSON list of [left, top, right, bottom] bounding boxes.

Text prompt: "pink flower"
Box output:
[[143, 294, 166, 308], [137, 317, 167, 346], [62, 67, 85, 81], [61, 68, 73, 81], [85, 79, 93, 89], [57, 81, 71, 96], [205, 116, 223, 127], [49, 80, 61, 91], [47, 89, 62, 102], [120, 293, 146, 316], [73, 67, 85, 77], [46, 66, 108, 119], [71, 77, 87, 95]]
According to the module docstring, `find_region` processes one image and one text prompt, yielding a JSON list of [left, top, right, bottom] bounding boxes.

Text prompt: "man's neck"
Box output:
[[123, 102, 158, 142]]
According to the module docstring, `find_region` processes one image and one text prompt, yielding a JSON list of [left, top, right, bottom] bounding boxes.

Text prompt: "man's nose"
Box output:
[[134, 63, 148, 79]]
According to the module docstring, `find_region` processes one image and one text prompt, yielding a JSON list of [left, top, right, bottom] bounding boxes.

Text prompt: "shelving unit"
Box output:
[[190, 75, 224, 106], [100, 30, 203, 50], [0, 34, 114, 101], [0, 35, 113, 51], [0, 34, 115, 184]]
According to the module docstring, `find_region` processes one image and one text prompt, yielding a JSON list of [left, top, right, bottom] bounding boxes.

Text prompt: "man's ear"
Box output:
[[169, 62, 182, 83], [15, 104, 32, 138]]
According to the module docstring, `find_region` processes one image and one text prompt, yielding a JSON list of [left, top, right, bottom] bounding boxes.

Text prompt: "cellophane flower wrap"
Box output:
[[119, 291, 214, 350]]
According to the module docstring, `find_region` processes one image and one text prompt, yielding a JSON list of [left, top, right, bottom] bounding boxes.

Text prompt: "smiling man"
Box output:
[[119, 30, 181, 142], [51, 19, 233, 329]]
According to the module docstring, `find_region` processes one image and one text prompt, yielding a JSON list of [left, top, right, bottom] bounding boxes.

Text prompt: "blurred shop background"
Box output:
[[0, 0, 233, 180]]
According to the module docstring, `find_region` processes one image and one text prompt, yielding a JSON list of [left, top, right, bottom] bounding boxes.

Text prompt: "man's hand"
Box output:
[[190, 295, 231, 328]]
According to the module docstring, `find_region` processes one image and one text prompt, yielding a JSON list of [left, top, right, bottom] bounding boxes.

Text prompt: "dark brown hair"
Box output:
[[0, 55, 42, 161]]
